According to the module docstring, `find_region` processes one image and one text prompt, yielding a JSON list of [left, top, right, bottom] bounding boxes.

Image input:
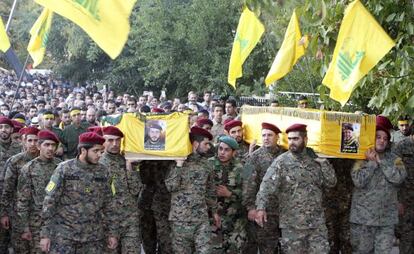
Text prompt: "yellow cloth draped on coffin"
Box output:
[[241, 106, 376, 159], [111, 112, 192, 157]]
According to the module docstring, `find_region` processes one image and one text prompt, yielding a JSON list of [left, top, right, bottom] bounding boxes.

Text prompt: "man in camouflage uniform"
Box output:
[[39, 132, 118, 253], [137, 161, 157, 254], [39, 110, 64, 157], [165, 126, 216, 253], [0, 116, 22, 253], [243, 123, 285, 254], [16, 130, 61, 253], [322, 159, 354, 254], [0, 127, 40, 254], [151, 162, 173, 254], [350, 116, 407, 253], [100, 126, 142, 254], [391, 115, 412, 144], [392, 133, 414, 253], [62, 107, 90, 159], [256, 124, 337, 253], [210, 136, 247, 253], [223, 120, 250, 160]]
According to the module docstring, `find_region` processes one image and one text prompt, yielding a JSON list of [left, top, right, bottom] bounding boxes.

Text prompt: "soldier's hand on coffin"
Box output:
[[175, 159, 185, 167], [216, 185, 232, 198], [365, 148, 378, 163], [255, 209, 267, 228]]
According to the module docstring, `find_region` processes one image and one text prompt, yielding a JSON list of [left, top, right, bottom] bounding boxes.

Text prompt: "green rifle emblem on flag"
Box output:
[[73, 0, 100, 20], [235, 33, 248, 52], [337, 50, 365, 81], [38, 17, 50, 47]]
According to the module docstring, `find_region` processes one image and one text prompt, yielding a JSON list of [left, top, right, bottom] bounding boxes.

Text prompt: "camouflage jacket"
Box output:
[[242, 145, 285, 213], [165, 153, 216, 222], [0, 151, 38, 217], [393, 137, 414, 204], [256, 149, 337, 229], [209, 157, 245, 218], [350, 149, 406, 226], [40, 159, 118, 242], [16, 157, 61, 232], [0, 139, 22, 197], [100, 152, 141, 214]]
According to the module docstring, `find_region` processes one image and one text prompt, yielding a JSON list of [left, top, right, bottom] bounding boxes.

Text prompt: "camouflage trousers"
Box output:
[[10, 216, 30, 253], [0, 225, 9, 254], [398, 203, 414, 254], [171, 221, 212, 254], [153, 204, 172, 254], [139, 209, 157, 254], [350, 223, 394, 254], [325, 202, 352, 254], [280, 225, 330, 254], [244, 213, 279, 254], [220, 216, 247, 254], [49, 237, 105, 254], [105, 211, 141, 254]]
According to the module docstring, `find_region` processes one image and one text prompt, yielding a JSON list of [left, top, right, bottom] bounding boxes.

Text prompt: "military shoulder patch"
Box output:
[[394, 157, 404, 167], [46, 181, 56, 193], [352, 160, 364, 171]]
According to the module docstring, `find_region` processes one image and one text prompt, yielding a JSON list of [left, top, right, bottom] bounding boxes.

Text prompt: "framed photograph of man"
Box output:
[[144, 120, 166, 151], [340, 122, 360, 153]]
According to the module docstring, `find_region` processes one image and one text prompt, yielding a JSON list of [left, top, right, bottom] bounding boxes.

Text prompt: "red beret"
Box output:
[[376, 115, 392, 139], [103, 126, 124, 138], [224, 120, 242, 132], [261, 122, 281, 134], [11, 120, 25, 134], [38, 130, 59, 143], [0, 116, 13, 126], [190, 126, 213, 141], [79, 132, 105, 146], [20, 126, 40, 136], [196, 118, 213, 127], [88, 126, 103, 136], [285, 123, 307, 133], [151, 108, 165, 113]]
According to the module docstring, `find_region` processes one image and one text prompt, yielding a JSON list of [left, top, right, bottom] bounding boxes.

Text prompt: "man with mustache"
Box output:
[[16, 130, 61, 253], [255, 124, 337, 253]]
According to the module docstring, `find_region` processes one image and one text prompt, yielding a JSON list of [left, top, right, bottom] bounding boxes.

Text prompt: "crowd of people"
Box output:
[[0, 69, 412, 254]]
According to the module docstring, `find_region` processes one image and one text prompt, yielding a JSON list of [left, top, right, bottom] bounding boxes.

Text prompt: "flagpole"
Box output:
[[5, 0, 18, 31], [11, 54, 30, 107]]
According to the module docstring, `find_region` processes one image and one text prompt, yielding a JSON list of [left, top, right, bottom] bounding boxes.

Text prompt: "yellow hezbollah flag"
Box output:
[[265, 10, 307, 86], [34, 0, 137, 59], [27, 8, 53, 67], [0, 18, 11, 53], [228, 7, 265, 88], [322, 0, 395, 106]]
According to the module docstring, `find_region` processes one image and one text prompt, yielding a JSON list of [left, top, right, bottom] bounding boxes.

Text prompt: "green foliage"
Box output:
[[2, 0, 413, 120]]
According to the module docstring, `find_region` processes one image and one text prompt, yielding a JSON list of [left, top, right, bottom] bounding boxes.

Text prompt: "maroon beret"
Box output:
[[151, 107, 165, 113], [20, 126, 40, 136], [190, 126, 213, 141], [224, 120, 242, 132], [376, 115, 392, 139], [0, 116, 13, 126], [196, 118, 213, 127], [285, 123, 307, 133], [103, 126, 124, 138], [11, 120, 25, 134], [38, 130, 59, 143], [79, 132, 105, 146], [88, 126, 104, 136], [261, 122, 281, 134]]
